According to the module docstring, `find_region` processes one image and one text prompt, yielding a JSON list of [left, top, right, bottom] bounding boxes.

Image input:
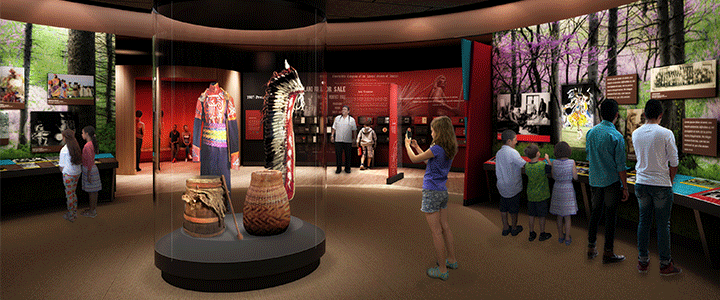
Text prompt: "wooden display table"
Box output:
[[1, 155, 118, 209]]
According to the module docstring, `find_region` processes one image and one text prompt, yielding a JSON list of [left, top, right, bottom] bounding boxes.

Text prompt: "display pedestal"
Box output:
[[155, 215, 325, 292]]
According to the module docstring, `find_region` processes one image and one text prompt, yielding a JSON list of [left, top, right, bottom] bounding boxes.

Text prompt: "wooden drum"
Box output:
[[182, 176, 226, 238], [243, 170, 291, 236]]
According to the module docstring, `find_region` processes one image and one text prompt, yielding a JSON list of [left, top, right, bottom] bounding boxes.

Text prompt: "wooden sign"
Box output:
[[682, 118, 718, 157], [606, 74, 638, 104]]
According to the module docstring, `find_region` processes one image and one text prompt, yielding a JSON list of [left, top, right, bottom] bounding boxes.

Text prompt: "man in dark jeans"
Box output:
[[331, 105, 357, 173], [585, 98, 628, 264]]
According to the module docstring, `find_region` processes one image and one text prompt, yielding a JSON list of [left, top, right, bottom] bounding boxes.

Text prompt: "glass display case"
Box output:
[[150, 0, 327, 292]]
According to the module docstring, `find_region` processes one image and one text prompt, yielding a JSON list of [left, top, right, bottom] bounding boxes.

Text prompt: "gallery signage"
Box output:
[[682, 118, 718, 157], [650, 60, 717, 100], [605, 74, 638, 105], [245, 110, 263, 140]]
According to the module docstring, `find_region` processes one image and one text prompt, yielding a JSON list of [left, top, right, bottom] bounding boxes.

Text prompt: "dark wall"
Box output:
[[116, 37, 464, 72]]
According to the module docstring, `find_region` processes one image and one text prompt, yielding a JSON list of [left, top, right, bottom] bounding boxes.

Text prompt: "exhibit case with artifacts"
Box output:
[[151, 0, 327, 292]]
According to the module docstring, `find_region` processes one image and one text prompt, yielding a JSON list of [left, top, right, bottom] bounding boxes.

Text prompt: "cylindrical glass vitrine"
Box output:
[[151, 0, 327, 292]]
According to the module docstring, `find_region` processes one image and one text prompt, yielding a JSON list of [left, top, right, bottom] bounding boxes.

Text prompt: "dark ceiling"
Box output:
[[68, 0, 517, 22], [72, 0, 502, 72]]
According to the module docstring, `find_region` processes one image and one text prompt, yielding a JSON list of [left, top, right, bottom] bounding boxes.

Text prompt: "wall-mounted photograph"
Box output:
[[561, 84, 596, 148], [47, 73, 94, 105], [0, 66, 25, 109], [30, 111, 77, 153], [650, 59, 717, 100], [625, 108, 645, 161], [521, 92, 551, 126]]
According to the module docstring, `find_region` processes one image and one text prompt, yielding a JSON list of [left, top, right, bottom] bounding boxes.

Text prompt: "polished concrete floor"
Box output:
[[1, 161, 719, 299]]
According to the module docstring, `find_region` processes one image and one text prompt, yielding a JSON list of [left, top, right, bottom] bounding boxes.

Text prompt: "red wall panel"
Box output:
[[135, 80, 213, 162]]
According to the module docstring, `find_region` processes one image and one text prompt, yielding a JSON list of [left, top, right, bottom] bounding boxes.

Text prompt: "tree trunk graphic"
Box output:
[[67, 29, 96, 139], [550, 21, 560, 144], [607, 7, 618, 77], [588, 12, 599, 124], [20, 23, 32, 146], [105, 33, 114, 121], [668, 0, 685, 155]]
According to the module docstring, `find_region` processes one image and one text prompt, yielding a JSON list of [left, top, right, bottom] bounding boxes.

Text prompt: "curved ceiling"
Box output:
[[2, 0, 636, 46]]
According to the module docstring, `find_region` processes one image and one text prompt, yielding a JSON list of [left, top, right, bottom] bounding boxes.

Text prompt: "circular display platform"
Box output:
[[155, 214, 325, 292]]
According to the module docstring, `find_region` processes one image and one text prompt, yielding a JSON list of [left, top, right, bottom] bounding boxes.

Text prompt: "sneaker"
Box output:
[[63, 212, 75, 222], [528, 231, 537, 241], [637, 261, 649, 273], [501, 228, 511, 236], [427, 266, 448, 281], [660, 261, 682, 276], [564, 235, 572, 246], [81, 210, 97, 218], [446, 260, 458, 270], [359, 165, 366, 170], [587, 247, 598, 259], [511, 225, 523, 236], [538, 232, 552, 241], [602, 253, 626, 264]]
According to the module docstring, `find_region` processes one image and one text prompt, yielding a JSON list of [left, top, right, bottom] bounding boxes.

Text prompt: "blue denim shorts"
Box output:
[[421, 189, 449, 213]]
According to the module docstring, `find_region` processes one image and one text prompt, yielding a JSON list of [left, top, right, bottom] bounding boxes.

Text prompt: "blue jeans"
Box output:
[[635, 183, 674, 264], [588, 181, 622, 252]]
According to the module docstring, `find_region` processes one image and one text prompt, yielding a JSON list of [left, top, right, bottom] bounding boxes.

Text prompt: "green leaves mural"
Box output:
[[0, 19, 115, 159]]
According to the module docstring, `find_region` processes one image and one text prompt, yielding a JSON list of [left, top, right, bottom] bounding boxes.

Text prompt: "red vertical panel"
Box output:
[[388, 83, 398, 178], [463, 42, 493, 205]]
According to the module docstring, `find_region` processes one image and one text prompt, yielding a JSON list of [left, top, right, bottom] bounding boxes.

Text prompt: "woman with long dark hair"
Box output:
[[81, 126, 101, 218], [59, 129, 82, 222]]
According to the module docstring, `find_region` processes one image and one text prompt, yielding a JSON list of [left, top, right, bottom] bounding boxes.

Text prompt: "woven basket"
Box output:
[[243, 170, 291, 236]]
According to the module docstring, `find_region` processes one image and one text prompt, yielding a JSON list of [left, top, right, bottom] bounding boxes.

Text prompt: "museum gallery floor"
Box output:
[[1, 162, 718, 299]]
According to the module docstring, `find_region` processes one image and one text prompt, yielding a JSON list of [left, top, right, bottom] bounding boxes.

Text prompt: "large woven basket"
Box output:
[[182, 176, 225, 238], [243, 170, 290, 236]]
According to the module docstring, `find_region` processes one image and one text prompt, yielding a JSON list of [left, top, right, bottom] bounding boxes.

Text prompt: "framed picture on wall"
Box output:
[[47, 73, 95, 105], [625, 109, 645, 161], [30, 111, 78, 153], [561, 83, 597, 148], [0, 66, 25, 109]]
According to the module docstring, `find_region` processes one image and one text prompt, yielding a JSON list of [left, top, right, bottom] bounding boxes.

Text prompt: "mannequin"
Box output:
[[193, 82, 240, 191]]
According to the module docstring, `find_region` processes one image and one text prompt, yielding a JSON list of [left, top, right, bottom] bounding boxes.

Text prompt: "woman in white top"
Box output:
[[59, 129, 82, 222]]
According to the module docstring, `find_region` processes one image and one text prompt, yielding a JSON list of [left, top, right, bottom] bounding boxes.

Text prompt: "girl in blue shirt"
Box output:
[[405, 116, 458, 281]]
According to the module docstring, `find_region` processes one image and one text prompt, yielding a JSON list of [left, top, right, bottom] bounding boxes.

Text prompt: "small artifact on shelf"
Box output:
[[243, 170, 291, 236]]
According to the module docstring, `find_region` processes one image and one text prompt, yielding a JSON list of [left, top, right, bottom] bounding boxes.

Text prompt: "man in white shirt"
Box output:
[[331, 106, 357, 173], [495, 130, 526, 236], [631, 99, 681, 276]]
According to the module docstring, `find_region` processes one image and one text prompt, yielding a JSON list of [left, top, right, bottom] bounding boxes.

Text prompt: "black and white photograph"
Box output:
[[30, 111, 77, 153], [521, 92, 551, 126], [651, 59, 716, 91]]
